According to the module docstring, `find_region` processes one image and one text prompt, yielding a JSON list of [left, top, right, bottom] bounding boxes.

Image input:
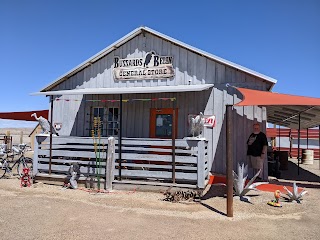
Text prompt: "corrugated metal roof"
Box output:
[[33, 84, 214, 96], [40, 26, 277, 92]]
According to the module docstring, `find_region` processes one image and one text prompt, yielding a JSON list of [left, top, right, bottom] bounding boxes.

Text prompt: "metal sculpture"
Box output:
[[163, 188, 201, 202], [267, 190, 282, 207], [190, 112, 205, 137], [20, 168, 31, 187], [233, 163, 267, 201], [69, 163, 80, 189], [31, 113, 51, 134], [283, 182, 307, 203]]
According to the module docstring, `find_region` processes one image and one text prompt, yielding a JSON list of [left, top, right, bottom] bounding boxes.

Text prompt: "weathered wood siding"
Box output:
[[49, 31, 271, 179]]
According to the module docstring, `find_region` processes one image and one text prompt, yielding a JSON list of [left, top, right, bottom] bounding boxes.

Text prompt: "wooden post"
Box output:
[[197, 140, 205, 188], [297, 113, 301, 175], [49, 96, 54, 175], [119, 94, 123, 180], [5, 131, 11, 151], [172, 99, 176, 184], [33, 136, 39, 177], [226, 105, 233, 217], [105, 137, 115, 191], [20, 131, 23, 144]]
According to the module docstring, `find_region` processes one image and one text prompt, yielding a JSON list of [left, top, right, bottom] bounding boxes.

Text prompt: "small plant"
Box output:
[[233, 163, 268, 201], [283, 182, 307, 203]]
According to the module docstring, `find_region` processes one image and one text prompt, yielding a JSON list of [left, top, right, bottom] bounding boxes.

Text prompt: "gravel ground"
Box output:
[[0, 174, 320, 240]]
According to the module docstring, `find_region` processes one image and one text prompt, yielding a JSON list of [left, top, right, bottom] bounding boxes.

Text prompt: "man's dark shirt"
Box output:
[[247, 132, 268, 157]]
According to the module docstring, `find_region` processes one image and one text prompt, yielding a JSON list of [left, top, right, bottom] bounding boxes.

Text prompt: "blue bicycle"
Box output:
[[0, 144, 33, 179]]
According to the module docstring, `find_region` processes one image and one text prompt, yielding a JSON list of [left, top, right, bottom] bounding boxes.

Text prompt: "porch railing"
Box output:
[[33, 136, 209, 189]]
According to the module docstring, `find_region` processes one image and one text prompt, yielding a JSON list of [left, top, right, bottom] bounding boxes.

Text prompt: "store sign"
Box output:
[[113, 51, 174, 80], [188, 114, 216, 128], [204, 115, 216, 128]]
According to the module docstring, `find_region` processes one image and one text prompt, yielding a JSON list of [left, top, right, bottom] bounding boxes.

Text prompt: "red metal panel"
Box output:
[[0, 110, 49, 121]]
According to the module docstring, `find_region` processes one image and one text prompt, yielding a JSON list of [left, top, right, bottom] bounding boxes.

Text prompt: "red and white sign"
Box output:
[[204, 115, 216, 128], [188, 114, 216, 128]]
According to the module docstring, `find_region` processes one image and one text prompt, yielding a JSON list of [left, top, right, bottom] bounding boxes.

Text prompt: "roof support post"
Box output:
[[297, 113, 301, 175], [307, 128, 309, 149], [49, 96, 53, 175], [226, 105, 233, 217], [171, 98, 176, 184], [118, 94, 123, 180], [278, 125, 281, 151], [318, 125, 320, 170]]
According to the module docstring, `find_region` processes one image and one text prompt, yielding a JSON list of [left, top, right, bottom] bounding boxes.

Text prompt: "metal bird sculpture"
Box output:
[[233, 163, 268, 201], [31, 113, 51, 134], [283, 182, 307, 203], [190, 112, 204, 137]]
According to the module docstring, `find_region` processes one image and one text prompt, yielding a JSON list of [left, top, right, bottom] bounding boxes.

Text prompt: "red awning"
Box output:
[[0, 110, 49, 122], [235, 87, 320, 106], [234, 87, 320, 129]]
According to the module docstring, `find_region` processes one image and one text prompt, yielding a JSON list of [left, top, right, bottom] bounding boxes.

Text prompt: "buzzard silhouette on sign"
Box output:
[[143, 51, 155, 68]]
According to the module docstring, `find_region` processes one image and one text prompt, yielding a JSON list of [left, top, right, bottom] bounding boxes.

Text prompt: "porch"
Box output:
[[33, 135, 209, 189]]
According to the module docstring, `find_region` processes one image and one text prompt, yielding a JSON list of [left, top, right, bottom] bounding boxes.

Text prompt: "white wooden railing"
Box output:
[[33, 136, 209, 188]]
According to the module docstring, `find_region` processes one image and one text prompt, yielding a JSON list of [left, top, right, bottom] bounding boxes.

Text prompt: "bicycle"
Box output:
[[0, 144, 33, 179]]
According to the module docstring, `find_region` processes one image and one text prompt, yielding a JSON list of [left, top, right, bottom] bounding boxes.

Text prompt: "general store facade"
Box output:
[[33, 27, 276, 188]]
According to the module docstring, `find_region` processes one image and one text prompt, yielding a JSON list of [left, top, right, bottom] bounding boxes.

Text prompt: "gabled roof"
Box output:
[[40, 26, 277, 92]]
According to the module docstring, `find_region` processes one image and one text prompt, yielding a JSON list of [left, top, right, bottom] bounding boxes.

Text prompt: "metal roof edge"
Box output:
[[40, 26, 277, 92], [143, 27, 277, 85], [40, 26, 145, 92]]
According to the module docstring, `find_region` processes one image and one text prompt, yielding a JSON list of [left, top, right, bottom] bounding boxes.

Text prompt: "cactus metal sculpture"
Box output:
[[233, 163, 267, 201], [91, 117, 102, 190], [283, 182, 307, 203]]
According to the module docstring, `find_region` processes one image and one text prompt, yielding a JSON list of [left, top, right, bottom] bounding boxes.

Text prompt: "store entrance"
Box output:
[[149, 108, 178, 139]]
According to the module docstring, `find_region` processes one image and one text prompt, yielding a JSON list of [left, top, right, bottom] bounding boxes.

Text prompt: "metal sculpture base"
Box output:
[[184, 137, 206, 140]]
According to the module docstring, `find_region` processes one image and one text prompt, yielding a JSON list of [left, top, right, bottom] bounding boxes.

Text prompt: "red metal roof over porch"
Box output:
[[235, 87, 320, 129]]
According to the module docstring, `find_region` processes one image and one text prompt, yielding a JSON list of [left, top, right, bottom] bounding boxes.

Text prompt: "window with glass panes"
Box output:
[[92, 107, 104, 137], [107, 108, 119, 136], [91, 107, 119, 137]]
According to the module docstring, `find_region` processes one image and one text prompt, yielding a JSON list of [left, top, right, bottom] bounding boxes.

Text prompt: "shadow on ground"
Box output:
[[271, 161, 320, 189]]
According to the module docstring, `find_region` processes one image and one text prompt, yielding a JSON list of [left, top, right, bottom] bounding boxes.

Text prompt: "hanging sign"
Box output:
[[54, 123, 62, 131], [113, 51, 174, 80], [188, 114, 216, 128]]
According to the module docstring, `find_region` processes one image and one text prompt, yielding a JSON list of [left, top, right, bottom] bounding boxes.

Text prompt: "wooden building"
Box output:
[[32, 27, 277, 188]]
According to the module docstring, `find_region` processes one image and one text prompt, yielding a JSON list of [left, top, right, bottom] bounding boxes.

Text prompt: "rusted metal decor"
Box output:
[[49, 96, 53, 175], [172, 99, 176, 184], [226, 105, 233, 217]]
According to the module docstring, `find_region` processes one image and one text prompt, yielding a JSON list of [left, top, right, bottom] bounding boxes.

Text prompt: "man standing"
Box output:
[[247, 123, 268, 180]]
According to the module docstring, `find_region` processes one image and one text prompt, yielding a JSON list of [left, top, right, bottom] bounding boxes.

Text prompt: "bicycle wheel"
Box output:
[[0, 159, 8, 178], [17, 157, 33, 177]]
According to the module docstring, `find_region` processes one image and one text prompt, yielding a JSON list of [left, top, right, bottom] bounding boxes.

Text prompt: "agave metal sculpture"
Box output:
[[233, 163, 268, 201], [283, 182, 307, 203]]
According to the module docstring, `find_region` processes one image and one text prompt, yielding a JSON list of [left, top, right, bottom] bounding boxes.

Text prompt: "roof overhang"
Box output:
[[32, 84, 214, 96], [234, 87, 320, 129]]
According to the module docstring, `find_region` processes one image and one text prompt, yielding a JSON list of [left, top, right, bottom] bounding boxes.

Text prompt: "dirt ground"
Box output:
[[1, 158, 320, 240]]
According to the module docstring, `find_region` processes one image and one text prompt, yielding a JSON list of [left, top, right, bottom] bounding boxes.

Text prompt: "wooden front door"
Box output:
[[150, 108, 178, 138]]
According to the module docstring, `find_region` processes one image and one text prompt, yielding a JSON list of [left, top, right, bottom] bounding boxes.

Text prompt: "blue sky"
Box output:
[[0, 0, 319, 128]]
